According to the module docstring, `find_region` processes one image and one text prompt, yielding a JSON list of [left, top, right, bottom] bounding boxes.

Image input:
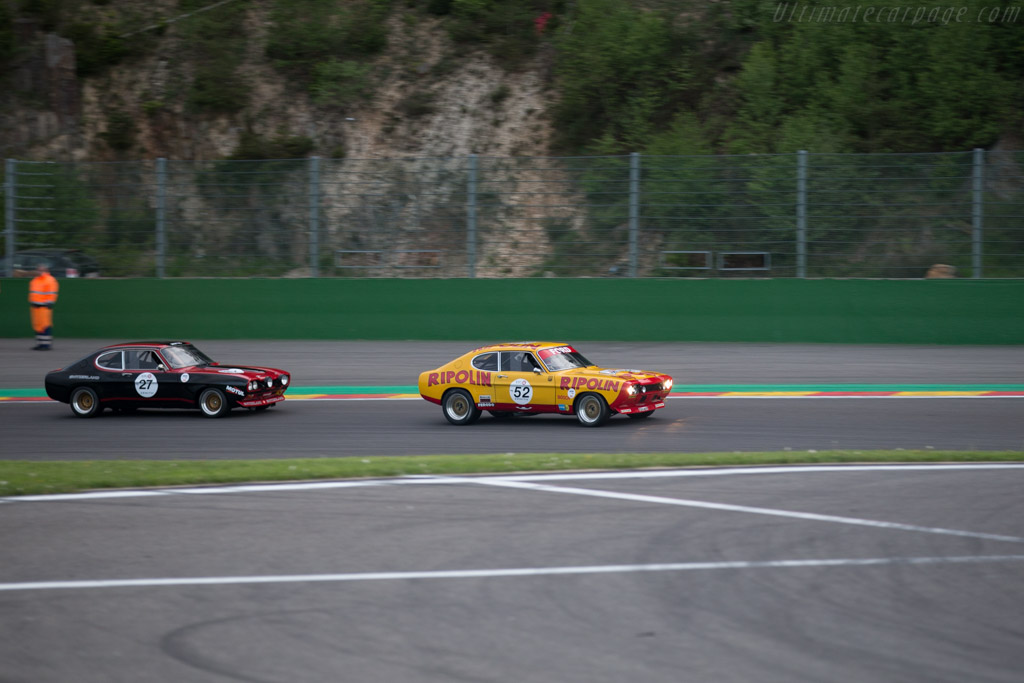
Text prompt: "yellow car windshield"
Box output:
[[540, 348, 592, 371]]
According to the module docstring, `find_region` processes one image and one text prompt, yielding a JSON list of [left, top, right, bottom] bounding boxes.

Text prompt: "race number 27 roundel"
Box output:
[[135, 372, 158, 398], [510, 378, 533, 405]]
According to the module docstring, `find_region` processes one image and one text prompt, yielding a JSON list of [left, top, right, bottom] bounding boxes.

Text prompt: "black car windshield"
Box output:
[[161, 345, 215, 369], [539, 346, 593, 371]]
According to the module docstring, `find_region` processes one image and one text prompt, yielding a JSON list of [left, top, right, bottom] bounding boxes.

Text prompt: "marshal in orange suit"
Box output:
[[28, 262, 59, 350]]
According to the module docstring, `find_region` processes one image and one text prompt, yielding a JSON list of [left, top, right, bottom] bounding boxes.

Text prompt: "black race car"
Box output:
[[44, 341, 290, 418]]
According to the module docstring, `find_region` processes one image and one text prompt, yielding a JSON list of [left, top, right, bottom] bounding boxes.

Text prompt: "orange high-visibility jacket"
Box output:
[[28, 273, 59, 306]]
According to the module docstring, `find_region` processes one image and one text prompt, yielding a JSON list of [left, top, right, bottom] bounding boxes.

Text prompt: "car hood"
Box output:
[[191, 364, 288, 379]]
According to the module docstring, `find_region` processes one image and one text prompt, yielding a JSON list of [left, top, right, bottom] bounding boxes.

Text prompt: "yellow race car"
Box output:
[[418, 342, 673, 427]]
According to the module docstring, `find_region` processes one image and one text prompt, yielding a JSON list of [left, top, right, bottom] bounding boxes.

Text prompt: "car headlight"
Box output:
[[248, 380, 258, 391], [664, 378, 673, 391], [266, 378, 273, 388], [281, 376, 289, 386], [626, 384, 637, 396]]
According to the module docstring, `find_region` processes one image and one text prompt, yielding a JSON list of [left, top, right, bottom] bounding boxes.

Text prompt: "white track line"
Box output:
[[2, 555, 1023, 592], [473, 479, 1024, 544], [489, 463, 1024, 481]]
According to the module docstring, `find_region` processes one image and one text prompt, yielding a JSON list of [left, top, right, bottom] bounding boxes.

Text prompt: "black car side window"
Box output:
[[126, 350, 160, 370], [97, 351, 124, 370]]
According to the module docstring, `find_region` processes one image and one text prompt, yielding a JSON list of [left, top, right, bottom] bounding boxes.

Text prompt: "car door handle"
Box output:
[[121, 373, 131, 377], [497, 374, 508, 379]]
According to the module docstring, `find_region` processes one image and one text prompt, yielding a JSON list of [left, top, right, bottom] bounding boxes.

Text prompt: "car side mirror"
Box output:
[[157, 364, 166, 371], [533, 367, 542, 375]]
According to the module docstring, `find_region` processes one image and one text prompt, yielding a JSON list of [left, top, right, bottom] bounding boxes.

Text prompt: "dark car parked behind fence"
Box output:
[[3, 249, 100, 278]]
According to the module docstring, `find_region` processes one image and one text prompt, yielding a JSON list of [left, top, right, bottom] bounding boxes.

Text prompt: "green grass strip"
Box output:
[[1, 451, 1022, 497]]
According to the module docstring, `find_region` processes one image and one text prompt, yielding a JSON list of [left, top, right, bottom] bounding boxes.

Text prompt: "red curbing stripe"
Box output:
[[291, 394, 408, 400]]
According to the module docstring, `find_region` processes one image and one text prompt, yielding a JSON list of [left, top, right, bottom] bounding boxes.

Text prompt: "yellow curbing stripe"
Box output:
[[286, 393, 422, 400], [893, 391, 990, 397], [721, 391, 816, 397]]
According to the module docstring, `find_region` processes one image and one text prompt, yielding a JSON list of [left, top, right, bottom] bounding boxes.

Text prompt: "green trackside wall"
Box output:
[[1, 278, 1022, 344]]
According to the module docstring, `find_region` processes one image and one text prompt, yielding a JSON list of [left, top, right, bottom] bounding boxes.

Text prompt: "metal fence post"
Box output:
[[467, 154, 477, 278], [155, 158, 166, 278], [4, 159, 14, 278], [629, 152, 640, 278], [796, 150, 808, 279], [308, 156, 321, 277], [972, 148, 984, 278]]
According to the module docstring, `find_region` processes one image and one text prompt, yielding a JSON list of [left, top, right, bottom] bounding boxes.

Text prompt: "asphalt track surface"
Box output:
[[3, 465, 1024, 682], [2, 340, 1024, 681], [2, 339, 1024, 458]]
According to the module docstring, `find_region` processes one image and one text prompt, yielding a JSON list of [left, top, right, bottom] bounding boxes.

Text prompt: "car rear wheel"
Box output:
[[575, 393, 609, 427], [70, 387, 101, 418], [198, 388, 229, 418], [443, 389, 481, 425]]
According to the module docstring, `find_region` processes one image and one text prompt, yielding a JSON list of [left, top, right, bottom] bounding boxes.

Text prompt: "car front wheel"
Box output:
[[575, 393, 609, 427], [70, 386, 101, 418], [198, 388, 230, 418], [443, 389, 481, 425]]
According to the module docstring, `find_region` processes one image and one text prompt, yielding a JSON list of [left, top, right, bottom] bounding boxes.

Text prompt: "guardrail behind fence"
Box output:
[[3, 150, 1022, 278]]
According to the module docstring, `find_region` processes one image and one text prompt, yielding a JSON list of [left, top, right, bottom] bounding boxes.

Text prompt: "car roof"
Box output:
[[468, 342, 571, 354], [99, 341, 193, 350]]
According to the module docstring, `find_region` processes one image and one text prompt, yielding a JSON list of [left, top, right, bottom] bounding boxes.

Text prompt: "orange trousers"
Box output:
[[31, 305, 53, 334]]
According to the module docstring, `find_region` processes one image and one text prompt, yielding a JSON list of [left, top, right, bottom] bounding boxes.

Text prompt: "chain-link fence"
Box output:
[[3, 151, 1022, 278]]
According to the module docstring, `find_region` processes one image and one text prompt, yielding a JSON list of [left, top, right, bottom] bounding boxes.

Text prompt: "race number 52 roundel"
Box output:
[[510, 378, 533, 405]]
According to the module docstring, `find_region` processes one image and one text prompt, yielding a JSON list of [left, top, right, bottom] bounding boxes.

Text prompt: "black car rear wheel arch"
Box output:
[[70, 386, 101, 418], [574, 392, 610, 427], [442, 388, 481, 425], [198, 387, 230, 418]]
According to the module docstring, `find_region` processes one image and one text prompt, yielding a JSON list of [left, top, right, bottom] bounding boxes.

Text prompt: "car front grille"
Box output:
[[633, 382, 664, 403]]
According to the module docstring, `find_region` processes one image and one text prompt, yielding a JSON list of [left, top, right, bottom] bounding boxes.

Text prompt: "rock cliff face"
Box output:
[[2, 22, 80, 157], [1, 5, 555, 162]]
